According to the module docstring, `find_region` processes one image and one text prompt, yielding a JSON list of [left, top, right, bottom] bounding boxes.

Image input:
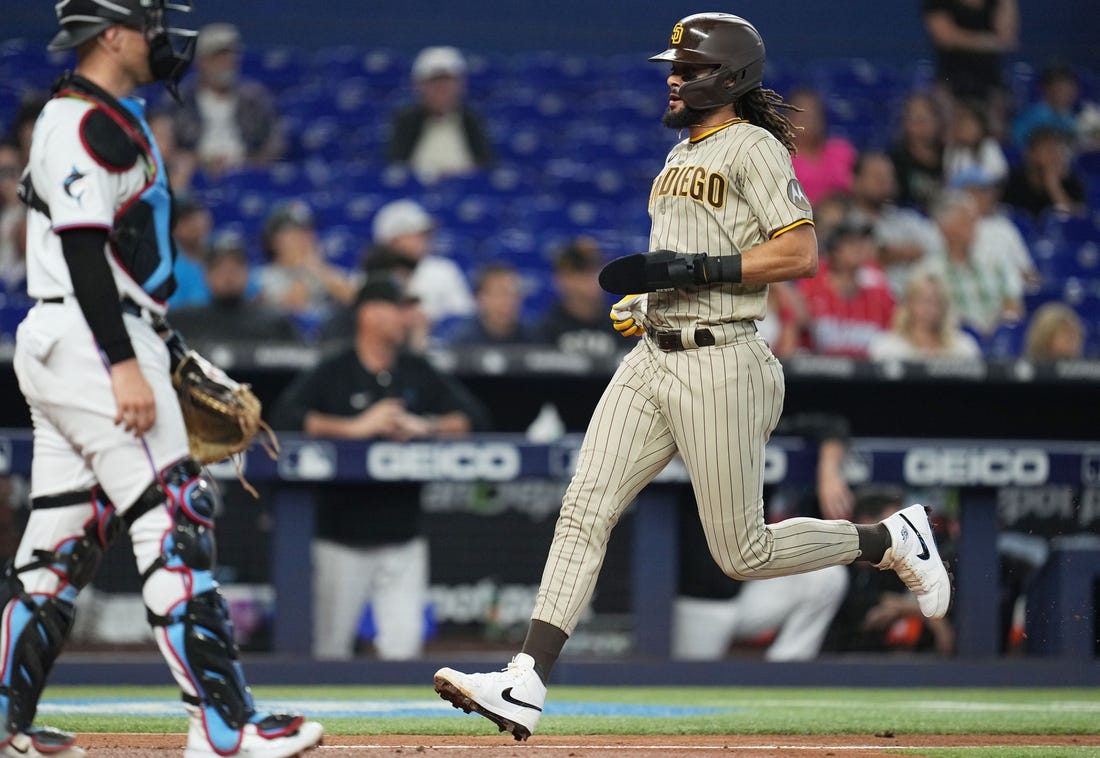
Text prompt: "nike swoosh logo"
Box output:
[[899, 513, 931, 560], [501, 687, 543, 712]]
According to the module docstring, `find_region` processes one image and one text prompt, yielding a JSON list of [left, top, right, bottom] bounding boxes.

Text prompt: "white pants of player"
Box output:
[[671, 565, 850, 661], [311, 536, 428, 660], [12, 301, 208, 703]]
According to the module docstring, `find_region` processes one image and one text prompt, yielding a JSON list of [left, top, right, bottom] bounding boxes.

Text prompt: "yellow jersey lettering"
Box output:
[[658, 166, 682, 196], [654, 165, 728, 209], [707, 172, 727, 208], [689, 167, 706, 201]]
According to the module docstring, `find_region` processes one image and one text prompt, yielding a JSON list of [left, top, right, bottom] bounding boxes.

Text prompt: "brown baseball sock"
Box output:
[[855, 523, 891, 564], [521, 619, 568, 684]]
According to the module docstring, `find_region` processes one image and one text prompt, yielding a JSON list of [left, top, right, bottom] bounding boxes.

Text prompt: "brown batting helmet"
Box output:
[[648, 13, 766, 109]]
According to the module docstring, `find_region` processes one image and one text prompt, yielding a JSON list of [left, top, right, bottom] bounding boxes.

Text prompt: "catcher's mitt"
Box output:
[[172, 349, 279, 495]]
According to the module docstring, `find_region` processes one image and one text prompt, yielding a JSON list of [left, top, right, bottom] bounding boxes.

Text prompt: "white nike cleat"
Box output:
[[434, 653, 547, 741], [183, 709, 323, 758], [1, 727, 85, 757], [876, 503, 953, 619]]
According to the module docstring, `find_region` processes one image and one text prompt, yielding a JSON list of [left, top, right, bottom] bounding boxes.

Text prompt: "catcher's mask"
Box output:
[[49, 0, 197, 99], [648, 12, 765, 110]]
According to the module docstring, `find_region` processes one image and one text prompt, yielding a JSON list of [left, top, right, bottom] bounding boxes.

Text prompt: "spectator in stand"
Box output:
[[868, 270, 982, 361], [168, 230, 300, 348], [0, 140, 26, 291], [951, 166, 1040, 288], [797, 218, 895, 358], [756, 281, 807, 359], [848, 151, 940, 297], [386, 46, 494, 185], [1013, 64, 1082, 150], [921, 0, 1017, 117], [926, 191, 1023, 335], [166, 23, 282, 177], [168, 193, 213, 309], [257, 199, 356, 332], [443, 261, 531, 347], [148, 108, 196, 191], [271, 277, 490, 660], [1003, 126, 1088, 218], [1023, 303, 1085, 361], [370, 199, 475, 326], [788, 88, 857, 205], [889, 92, 946, 212], [822, 487, 955, 655], [536, 236, 619, 359], [943, 99, 1009, 186], [4, 92, 48, 166]]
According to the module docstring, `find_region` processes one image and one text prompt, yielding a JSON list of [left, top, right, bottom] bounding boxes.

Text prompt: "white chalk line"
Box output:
[[316, 744, 1093, 751]]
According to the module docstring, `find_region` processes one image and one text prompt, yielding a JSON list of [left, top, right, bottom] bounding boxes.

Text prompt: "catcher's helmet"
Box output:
[[49, 0, 197, 96], [648, 13, 765, 110]]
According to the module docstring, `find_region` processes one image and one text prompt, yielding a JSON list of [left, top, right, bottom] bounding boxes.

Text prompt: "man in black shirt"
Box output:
[[271, 278, 489, 659], [536, 237, 619, 359], [168, 230, 300, 348]]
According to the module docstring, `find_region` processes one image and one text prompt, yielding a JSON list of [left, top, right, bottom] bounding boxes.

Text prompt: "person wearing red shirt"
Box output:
[[798, 219, 896, 358]]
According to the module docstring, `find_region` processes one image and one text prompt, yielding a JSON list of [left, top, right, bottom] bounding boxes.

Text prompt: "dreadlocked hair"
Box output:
[[736, 87, 801, 156]]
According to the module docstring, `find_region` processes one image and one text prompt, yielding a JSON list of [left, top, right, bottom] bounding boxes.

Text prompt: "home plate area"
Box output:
[[41, 699, 1100, 756], [70, 733, 1100, 757]]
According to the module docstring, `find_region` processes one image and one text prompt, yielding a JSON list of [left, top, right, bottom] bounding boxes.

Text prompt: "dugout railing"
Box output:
[[0, 430, 1096, 686]]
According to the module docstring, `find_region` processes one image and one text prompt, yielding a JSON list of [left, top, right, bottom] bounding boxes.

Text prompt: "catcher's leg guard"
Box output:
[[133, 460, 313, 755], [0, 488, 117, 752]]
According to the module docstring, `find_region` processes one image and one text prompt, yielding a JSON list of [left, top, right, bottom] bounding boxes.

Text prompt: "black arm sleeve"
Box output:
[[59, 227, 135, 365]]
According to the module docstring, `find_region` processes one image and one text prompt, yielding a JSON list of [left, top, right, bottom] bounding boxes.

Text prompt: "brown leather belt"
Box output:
[[654, 329, 716, 352]]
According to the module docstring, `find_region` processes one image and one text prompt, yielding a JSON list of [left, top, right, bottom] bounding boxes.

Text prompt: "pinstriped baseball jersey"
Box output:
[[647, 120, 813, 328], [530, 116, 862, 637]]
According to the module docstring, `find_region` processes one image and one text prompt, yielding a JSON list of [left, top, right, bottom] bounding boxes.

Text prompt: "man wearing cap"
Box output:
[[257, 198, 355, 333], [370, 198, 475, 325], [796, 219, 896, 358], [952, 165, 1039, 289], [386, 46, 494, 184], [272, 277, 489, 660], [165, 22, 282, 175], [535, 237, 620, 359], [10, 2, 322, 755], [926, 191, 1024, 336], [168, 230, 300, 348], [167, 192, 213, 308]]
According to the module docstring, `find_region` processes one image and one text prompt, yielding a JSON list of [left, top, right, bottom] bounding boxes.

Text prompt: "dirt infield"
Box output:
[[77, 732, 1100, 756]]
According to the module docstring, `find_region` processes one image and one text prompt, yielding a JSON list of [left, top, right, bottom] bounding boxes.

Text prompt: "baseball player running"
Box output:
[[5, 2, 321, 756], [435, 13, 951, 741]]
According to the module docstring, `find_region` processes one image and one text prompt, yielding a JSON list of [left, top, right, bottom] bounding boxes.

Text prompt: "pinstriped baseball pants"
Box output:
[[531, 323, 862, 635]]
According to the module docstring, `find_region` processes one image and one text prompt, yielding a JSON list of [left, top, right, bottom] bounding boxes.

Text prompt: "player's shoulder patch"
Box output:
[[79, 107, 140, 173], [786, 178, 812, 211]]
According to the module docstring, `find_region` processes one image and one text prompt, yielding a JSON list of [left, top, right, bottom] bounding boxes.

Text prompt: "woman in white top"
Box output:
[[869, 270, 982, 360]]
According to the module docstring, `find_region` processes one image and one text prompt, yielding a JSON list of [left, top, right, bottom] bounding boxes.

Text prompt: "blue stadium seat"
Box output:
[[318, 225, 361, 270], [982, 321, 1026, 359]]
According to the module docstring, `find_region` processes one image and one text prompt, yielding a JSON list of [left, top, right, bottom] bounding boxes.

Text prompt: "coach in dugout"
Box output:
[[271, 277, 490, 660]]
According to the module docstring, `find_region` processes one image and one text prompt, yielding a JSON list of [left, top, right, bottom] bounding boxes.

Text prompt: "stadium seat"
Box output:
[[982, 321, 1026, 359]]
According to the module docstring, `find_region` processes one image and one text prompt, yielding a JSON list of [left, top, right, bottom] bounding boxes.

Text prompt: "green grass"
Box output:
[[35, 685, 1100, 740], [903, 751, 1100, 757]]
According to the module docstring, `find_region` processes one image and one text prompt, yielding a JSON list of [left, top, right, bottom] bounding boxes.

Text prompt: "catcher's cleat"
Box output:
[[183, 710, 323, 758], [1, 727, 85, 757], [876, 503, 953, 619], [434, 653, 546, 741]]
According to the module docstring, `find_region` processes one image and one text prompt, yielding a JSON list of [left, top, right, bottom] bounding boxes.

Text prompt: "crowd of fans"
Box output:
[[0, 19, 1097, 363], [0, 8, 1095, 662]]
